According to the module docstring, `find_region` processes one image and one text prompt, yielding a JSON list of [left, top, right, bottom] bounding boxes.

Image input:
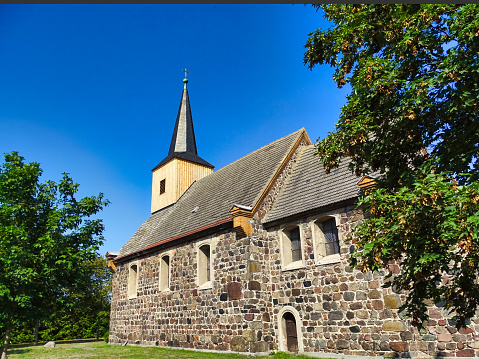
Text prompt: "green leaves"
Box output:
[[0, 151, 109, 332], [306, 5, 479, 328]]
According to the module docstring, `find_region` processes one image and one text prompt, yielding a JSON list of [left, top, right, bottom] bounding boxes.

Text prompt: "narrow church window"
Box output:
[[160, 179, 166, 195], [281, 226, 304, 269], [313, 216, 341, 264], [160, 255, 170, 291], [128, 263, 138, 299], [290, 227, 301, 262], [322, 218, 340, 256], [198, 244, 211, 287]]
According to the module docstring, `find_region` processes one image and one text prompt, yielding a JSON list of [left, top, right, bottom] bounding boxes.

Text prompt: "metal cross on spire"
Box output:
[[182, 68, 189, 88]]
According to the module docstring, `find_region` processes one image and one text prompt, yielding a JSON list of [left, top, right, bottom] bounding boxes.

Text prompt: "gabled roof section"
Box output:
[[118, 128, 307, 258], [153, 81, 213, 171], [263, 145, 361, 225]]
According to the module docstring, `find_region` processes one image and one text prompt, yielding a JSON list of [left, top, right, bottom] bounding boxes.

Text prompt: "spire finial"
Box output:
[[182, 68, 189, 89]]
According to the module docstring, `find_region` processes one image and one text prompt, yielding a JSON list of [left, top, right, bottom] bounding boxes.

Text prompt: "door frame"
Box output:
[[277, 306, 304, 353]]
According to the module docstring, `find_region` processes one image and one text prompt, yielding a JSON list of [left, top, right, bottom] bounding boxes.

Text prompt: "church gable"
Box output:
[[263, 146, 360, 226]]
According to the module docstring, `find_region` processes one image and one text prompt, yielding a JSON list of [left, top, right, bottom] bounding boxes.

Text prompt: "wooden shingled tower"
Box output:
[[151, 72, 214, 213]]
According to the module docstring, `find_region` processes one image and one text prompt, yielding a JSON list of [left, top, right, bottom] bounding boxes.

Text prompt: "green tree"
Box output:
[[305, 4, 479, 328], [0, 152, 109, 358], [1, 256, 112, 345]]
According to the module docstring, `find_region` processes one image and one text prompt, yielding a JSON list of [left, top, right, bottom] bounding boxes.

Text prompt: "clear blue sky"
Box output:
[[0, 4, 350, 254]]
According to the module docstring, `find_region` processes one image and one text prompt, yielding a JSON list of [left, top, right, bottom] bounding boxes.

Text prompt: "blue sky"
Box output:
[[0, 4, 350, 254]]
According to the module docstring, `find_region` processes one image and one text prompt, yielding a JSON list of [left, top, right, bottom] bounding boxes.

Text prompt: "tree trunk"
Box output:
[[1, 323, 11, 359], [34, 319, 39, 345], [96, 316, 99, 340]]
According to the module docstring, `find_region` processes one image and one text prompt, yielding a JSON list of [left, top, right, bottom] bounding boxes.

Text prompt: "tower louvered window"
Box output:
[[160, 179, 166, 195]]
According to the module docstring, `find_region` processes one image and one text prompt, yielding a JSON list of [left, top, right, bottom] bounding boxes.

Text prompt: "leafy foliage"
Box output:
[[0, 152, 109, 351], [304, 4, 479, 328]]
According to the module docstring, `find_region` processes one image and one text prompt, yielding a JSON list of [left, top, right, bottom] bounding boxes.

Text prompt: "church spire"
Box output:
[[152, 72, 213, 171], [150, 72, 214, 213], [168, 69, 197, 155]]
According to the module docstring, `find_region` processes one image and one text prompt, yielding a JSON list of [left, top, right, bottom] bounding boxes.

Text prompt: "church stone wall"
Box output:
[[110, 204, 479, 358]]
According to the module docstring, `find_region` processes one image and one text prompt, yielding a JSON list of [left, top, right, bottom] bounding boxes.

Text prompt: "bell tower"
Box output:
[[151, 71, 214, 213]]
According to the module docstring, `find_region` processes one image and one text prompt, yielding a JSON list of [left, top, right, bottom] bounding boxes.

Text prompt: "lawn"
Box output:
[[6, 340, 317, 359]]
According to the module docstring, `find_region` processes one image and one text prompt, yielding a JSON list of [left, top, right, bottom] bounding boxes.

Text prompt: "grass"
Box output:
[[6, 340, 319, 359]]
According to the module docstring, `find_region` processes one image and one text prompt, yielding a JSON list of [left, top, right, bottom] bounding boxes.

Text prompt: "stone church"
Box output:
[[107, 76, 479, 358]]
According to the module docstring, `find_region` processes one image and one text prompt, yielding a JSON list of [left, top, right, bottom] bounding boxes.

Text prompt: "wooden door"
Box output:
[[284, 312, 298, 352]]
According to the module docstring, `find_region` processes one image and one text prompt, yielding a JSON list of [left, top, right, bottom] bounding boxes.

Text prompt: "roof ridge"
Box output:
[[210, 128, 305, 176]]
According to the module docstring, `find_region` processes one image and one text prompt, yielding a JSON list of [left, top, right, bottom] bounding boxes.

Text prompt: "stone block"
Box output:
[[227, 282, 242, 300], [457, 349, 475, 357], [437, 333, 452, 342], [372, 299, 383, 310], [350, 302, 362, 310], [422, 334, 437, 341], [379, 341, 389, 351], [328, 311, 343, 320], [467, 340, 479, 349], [349, 325, 360, 333], [400, 331, 413, 341], [250, 321, 263, 330], [292, 288, 300, 296], [230, 336, 247, 352], [248, 281, 261, 291], [382, 321, 406, 331], [356, 291, 367, 300], [248, 261, 261, 273], [356, 309, 369, 319], [344, 291, 355, 301], [384, 294, 401, 309], [389, 341, 408, 352], [262, 312, 270, 322], [243, 330, 255, 342], [336, 339, 349, 349], [44, 341, 55, 349], [368, 290, 381, 299], [251, 341, 268, 353]]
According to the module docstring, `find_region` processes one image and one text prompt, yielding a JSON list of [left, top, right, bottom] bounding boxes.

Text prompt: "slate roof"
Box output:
[[118, 128, 306, 258], [153, 85, 213, 170], [263, 145, 361, 224]]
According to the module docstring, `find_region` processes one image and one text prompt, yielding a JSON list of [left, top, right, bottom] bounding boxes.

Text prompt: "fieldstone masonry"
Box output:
[[109, 201, 479, 357]]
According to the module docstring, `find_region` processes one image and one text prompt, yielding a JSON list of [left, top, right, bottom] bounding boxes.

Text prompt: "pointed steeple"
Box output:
[[168, 75, 197, 155], [153, 72, 214, 170]]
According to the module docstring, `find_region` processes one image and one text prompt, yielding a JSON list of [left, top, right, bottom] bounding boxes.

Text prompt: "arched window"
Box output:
[[313, 216, 341, 264], [159, 255, 170, 291], [128, 263, 138, 299], [281, 225, 304, 270], [198, 244, 211, 287]]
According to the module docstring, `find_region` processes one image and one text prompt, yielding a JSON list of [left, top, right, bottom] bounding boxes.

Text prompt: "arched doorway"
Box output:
[[283, 312, 298, 352], [277, 306, 303, 353]]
